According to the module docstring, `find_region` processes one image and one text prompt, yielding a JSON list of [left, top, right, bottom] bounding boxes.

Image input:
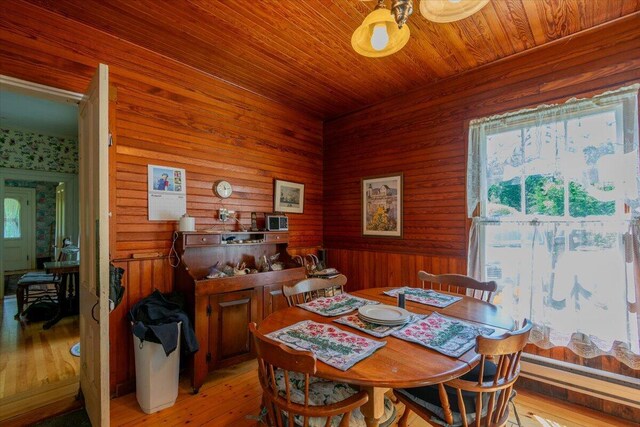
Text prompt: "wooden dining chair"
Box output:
[[283, 274, 348, 306], [249, 322, 369, 427], [395, 320, 533, 427], [418, 271, 497, 302]]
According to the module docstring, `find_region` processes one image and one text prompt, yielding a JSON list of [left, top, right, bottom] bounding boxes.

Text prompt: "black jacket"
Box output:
[[129, 290, 199, 356]]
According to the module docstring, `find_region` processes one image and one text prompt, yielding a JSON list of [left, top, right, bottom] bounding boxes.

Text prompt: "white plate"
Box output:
[[358, 304, 410, 323], [357, 315, 408, 326]]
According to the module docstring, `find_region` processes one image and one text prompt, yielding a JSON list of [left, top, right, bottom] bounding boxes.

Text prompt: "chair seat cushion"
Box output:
[[397, 360, 499, 427], [275, 370, 395, 427], [18, 273, 58, 285]]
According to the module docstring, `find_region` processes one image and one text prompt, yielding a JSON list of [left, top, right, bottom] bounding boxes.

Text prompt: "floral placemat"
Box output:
[[266, 320, 386, 371], [391, 312, 495, 358], [334, 313, 427, 338], [384, 287, 462, 308], [297, 293, 380, 317]]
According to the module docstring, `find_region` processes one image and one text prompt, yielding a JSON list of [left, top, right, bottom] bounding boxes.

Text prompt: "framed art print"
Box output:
[[362, 174, 403, 237], [274, 179, 304, 213]]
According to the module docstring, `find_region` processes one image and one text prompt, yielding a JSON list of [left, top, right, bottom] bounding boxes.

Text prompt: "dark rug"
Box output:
[[3, 273, 21, 296], [33, 408, 91, 427]]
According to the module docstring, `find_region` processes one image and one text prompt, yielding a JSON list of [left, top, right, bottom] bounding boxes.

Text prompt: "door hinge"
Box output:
[[206, 352, 211, 363], [108, 132, 113, 147], [206, 305, 212, 316], [26, 255, 29, 260]]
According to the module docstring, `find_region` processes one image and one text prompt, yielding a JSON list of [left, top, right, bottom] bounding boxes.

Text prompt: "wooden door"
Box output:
[[2, 187, 35, 271], [78, 63, 110, 427], [209, 289, 258, 368]]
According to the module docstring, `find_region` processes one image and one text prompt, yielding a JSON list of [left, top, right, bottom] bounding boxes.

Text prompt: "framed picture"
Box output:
[[362, 174, 403, 237], [274, 179, 304, 213]]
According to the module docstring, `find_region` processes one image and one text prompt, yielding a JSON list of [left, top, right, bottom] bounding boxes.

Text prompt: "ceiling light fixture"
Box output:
[[352, 0, 489, 57], [419, 0, 489, 23], [351, 0, 412, 58]]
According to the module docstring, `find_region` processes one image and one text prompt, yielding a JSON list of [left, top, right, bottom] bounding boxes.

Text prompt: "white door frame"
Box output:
[[0, 75, 83, 301], [2, 186, 36, 271], [0, 74, 93, 420]]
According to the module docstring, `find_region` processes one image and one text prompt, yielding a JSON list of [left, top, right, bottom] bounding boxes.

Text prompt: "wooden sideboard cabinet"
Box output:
[[173, 230, 306, 392]]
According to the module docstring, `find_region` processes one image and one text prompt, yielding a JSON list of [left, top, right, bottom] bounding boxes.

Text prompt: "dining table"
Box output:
[[42, 259, 80, 329], [257, 286, 515, 427]]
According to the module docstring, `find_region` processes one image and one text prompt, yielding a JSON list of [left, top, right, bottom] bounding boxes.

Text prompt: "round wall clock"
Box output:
[[213, 180, 233, 198]]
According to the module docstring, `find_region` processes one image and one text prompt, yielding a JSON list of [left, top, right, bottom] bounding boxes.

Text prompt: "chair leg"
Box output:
[[16, 287, 25, 318], [398, 406, 410, 427]]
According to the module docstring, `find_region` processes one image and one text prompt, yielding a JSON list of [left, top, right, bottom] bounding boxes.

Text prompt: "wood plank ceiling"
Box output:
[[26, 0, 640, 119]]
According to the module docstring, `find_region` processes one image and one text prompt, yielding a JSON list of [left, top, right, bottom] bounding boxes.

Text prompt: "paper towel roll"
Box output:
[[179, 215, 196, 232]]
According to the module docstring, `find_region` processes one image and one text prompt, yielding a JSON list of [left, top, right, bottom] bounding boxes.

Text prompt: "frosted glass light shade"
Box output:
[[352, 8, 410, 58], [419, 0, 489, 23]]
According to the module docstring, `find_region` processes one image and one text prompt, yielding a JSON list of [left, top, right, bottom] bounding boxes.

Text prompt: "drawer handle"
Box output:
[[275, 236, 280, 239], [201, 237, 207, 242]]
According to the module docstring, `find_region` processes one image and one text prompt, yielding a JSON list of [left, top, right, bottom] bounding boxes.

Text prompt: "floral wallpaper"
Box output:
[[5, 180, 58, 259], [0, 128, 78, 174]]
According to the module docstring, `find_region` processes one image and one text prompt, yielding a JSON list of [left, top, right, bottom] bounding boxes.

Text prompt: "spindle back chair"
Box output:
[[283, 274, 348, 307], [249, 322, 368, 427], [418, 271, 497, 302]]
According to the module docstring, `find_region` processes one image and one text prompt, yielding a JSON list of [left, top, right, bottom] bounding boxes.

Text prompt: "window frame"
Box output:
[[479, 103, 628, 222]]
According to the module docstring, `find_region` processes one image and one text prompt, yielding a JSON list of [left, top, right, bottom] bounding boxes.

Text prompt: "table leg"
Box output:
[[361, 386, 388, 427], [43, 273, 69, 330]]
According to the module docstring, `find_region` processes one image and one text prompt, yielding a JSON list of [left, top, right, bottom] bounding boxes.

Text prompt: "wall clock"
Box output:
[[213, 180, 233, 198]]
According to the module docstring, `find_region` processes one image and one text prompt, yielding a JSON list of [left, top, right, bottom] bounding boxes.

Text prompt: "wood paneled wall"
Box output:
[[109, 257, 174, 395], [1, 0, 323, 394], [324, 13, 640, 266], [323, 13, 639, 418]]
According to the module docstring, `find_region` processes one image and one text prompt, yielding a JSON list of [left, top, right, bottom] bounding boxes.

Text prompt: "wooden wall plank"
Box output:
[[0, 1, 323, 395], [323, 14, 640, 416]]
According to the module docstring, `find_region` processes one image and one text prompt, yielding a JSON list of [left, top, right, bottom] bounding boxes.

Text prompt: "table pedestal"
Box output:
[[361, 386, 388, 427]]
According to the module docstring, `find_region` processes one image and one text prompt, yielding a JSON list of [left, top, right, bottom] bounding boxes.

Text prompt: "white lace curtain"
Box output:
[[466, 85, 640, 368]]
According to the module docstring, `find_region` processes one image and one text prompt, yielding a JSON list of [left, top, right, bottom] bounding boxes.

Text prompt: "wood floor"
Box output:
[[0, 296, 80, 400], [110, 359, 635, 427]]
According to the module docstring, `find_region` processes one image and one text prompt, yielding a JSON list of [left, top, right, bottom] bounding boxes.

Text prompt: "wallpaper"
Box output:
[[5, 180, 58, 258], [0, 128, 78, 174]]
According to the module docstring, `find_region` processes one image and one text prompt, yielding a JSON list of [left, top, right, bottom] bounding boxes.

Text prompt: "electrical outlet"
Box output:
[[219, 208, 229, 222]]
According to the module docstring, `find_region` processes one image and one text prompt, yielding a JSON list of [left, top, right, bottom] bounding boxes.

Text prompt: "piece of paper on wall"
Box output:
[[148, 164, 187, 221]]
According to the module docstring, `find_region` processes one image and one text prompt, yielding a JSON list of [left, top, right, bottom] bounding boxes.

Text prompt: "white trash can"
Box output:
[[133, 322, 181, 414]]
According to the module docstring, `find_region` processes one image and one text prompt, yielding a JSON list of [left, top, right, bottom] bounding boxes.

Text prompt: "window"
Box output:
[[4, 197, 21, 239], [467, 85, 640, 369]]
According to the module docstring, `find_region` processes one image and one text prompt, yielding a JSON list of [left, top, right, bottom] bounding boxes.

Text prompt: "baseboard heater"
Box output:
[[519, 354, 640, 409]]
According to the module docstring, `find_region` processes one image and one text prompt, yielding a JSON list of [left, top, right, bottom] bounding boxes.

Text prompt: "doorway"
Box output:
[[0, 81, 81, 420]]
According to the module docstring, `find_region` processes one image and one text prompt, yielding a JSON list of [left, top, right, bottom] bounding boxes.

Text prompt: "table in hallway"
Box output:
[[43, 260, 80, 329]]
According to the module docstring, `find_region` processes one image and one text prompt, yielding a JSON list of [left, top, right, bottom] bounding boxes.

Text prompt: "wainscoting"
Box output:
[[109, 256, 174, 396]]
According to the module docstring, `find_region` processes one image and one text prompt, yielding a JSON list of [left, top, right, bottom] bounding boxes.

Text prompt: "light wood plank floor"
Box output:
[[0, 296, 80, 399], [110, 359, 635, 426]]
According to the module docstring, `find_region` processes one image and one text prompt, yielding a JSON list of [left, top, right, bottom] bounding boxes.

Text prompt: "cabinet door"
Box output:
[[263, 283, 289, 317], [208, 289, 258, 368]]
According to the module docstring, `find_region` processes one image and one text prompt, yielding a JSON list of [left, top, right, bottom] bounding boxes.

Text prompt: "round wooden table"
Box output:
[[258, 287, 514, 427]]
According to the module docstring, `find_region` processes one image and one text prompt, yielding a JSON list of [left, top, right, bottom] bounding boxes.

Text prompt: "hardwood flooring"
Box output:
[[110, 359, 634, 427], [0, 296, 80, 418]]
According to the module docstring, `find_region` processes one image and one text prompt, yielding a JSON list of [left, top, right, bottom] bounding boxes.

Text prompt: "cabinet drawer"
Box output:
[[185, 234, 221, 247], [265, 232, 288, 243]]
